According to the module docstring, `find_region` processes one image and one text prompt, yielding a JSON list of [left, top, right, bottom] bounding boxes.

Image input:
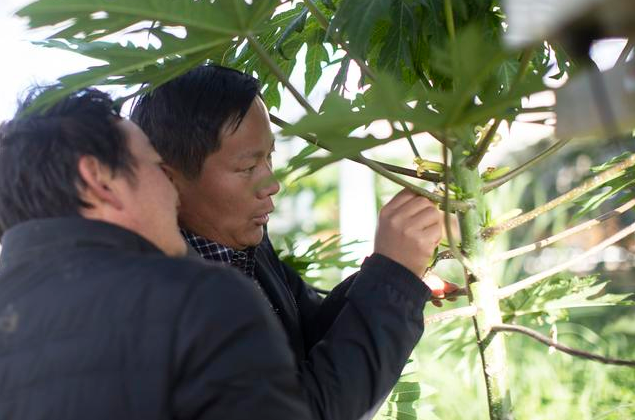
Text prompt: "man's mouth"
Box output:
[[253, 208, 274, 225]]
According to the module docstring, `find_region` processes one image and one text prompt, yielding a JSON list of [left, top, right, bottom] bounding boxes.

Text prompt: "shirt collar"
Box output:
[[180, 228, 257, 278]]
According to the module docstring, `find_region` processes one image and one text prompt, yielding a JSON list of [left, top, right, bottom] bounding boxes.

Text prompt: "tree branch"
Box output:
[[491, 324, 635, 367], [424, 305, 477, 326], [497, 221, 635, 299], [359, 154, 472, 212], [482, 153, 635, 238], [483, 137, 571, 192], [492, 198, 635, 263], [269, 113, 444, 183], [246, 35, 315, 113]]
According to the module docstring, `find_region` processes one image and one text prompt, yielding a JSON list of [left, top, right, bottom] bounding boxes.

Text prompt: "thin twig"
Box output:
[[246, 35, 315, 113], [497, 221, 635, 299], [466, 120, 502, 169], [617, 38, 633, 66], [269, 113, 443, 182], [359, 154, 472, 212], [483, 137, 571, 192], [482, 153, 635, 238], [491, 324, 635, 367], [492, 198, 635, 263], [424, 305, 478, 325]]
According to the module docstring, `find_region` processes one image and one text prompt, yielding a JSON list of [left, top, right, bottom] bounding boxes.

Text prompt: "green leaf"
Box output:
[[329, 0, 391, 58], [501, 274, 634, 322], [275, 234, 361, 280], [574, 153, 635, 219], [27, 31, 229, 110], [305, 43, 328, 95], [377, 0, 415, 77], [18, 0, 277, 37]]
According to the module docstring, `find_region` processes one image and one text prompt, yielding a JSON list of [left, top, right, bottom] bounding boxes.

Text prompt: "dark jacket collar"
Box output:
[[0, 217, 162, 266]]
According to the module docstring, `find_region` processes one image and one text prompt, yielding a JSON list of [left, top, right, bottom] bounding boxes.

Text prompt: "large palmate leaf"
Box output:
[[574, 152, 635, 219], [329, 0, 391, 58], [16, 0, 277, 109], [18, 0, 276, 36], [501, 274, 634, 322]]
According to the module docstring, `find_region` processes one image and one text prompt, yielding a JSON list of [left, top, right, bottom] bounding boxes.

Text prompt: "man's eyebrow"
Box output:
[[236, 140, 276, 160]]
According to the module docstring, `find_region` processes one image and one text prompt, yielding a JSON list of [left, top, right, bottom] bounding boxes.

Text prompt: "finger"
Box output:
[[448, 297, 458, 302], [443, 281, 460, 293], [407, 206, 442, 230], [431, 299, 442, 308], [382, 188, 417, 212], [391, 194, 437, 219]]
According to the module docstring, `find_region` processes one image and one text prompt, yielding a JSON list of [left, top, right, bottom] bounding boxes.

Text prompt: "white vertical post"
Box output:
[[339, 159, 377, 279]]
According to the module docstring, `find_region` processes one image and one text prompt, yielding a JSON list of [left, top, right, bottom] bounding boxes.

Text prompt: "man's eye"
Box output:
[[243, 166, 256, 173]]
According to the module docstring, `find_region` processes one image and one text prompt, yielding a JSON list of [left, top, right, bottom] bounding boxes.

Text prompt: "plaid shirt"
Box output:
[[181, 228, 274, 310]]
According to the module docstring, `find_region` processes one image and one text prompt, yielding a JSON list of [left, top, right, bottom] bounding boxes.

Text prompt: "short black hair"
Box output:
[[131, 64, 261, 179], [0, 87, 135, 233]]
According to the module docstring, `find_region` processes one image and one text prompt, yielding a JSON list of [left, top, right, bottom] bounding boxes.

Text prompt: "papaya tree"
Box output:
[[14, 0, 635, 419]]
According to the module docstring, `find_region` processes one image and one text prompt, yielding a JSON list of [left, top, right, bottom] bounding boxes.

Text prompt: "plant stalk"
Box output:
[[451, 147, 513, 420]]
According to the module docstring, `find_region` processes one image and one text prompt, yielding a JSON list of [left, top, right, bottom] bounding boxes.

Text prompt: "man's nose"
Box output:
[[256, 174, 280, 199]]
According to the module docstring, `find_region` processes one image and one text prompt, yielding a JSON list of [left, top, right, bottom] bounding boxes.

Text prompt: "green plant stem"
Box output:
[[443, 0, 456, 42], [451, 147, 513, 420], [466, 119, 502, 169], [424, 305, 477, 326], [442, 145, 477, 272], [617, 38, 633, 66], [246, 35, 315, 113], [492, 198, 635, 263], [359, 154, 471, 212], [483, 137, 572, 192], [497, 221, 635, 299], [401, 121, 421, 158], [491, 324, 635, 367], [269, 113, 443, 182], [466, 49, 532, 169], [482, 153, 635, 239]]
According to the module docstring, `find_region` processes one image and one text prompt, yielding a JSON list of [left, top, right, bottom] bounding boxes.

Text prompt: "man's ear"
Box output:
[[162, 164, 186, 192], [77, 155, 124, 211]]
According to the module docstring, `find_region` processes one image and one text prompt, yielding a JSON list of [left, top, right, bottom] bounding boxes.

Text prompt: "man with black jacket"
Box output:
[[132, 64, 456, 420], [0, 88, 312, 420]]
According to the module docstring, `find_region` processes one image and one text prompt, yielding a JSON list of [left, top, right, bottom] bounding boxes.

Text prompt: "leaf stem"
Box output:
[[400, 121, 421, 158], [359, 154, 472, 212], [483, 137, 572, 192], [269, 113, 443, 182], [491, 324, 635, 367], [492, 198, 635, 263], [497, 221, 635, 299], [246, 35, 315, 113], [424, 305, 477, 325], [466, 119, 501, 169], [482, 153, 635, 239]]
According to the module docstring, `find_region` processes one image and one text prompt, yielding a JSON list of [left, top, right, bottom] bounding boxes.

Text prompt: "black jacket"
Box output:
[[255, 235, 432, 420], [0, 218, 311, 420]]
